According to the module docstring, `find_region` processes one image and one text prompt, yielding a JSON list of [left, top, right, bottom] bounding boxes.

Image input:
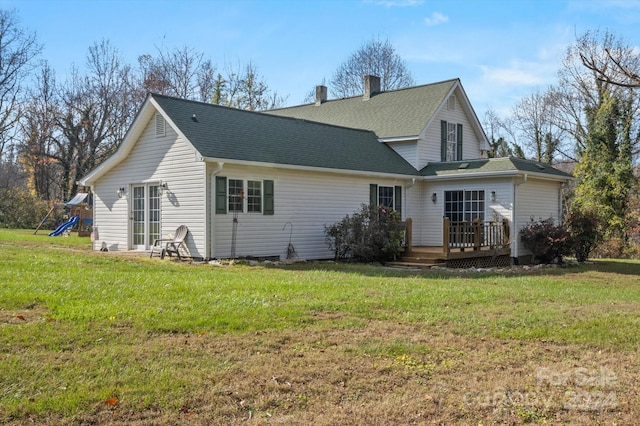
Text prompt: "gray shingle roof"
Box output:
[[420, 157, 573, 179], [152, 94, 418, 175], [265, 79, 459, 138]]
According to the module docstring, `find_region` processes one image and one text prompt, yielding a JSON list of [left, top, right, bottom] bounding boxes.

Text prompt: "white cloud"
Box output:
[[424, 11, 449, 26], [479, 63, 546, 87]]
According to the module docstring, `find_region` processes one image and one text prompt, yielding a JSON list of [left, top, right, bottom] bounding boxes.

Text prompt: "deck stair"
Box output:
[[388, 246, 447, 268]]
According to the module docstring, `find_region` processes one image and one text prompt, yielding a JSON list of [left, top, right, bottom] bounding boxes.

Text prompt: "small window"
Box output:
[[447, 95, 456, 110], [228, 179, 244, 212], [378, 186, 395, 209], [155, 114, 166, 137], [247, 180, 262, 213]]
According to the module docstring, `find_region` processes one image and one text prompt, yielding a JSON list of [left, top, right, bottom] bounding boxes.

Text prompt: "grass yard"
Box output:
[[1, 229, 639, 425]]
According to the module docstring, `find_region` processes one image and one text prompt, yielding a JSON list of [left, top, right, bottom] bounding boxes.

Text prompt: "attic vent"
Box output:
[[458, 162, 469, 169], [536, 164, 546, 170], [447, 95, 456, 111], [155, 113, 166, 137]]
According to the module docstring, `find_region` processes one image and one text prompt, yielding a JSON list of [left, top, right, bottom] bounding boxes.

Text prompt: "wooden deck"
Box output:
[[389, 218, 512, 268]]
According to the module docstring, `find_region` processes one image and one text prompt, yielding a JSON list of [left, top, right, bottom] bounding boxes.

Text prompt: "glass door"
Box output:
[[131, 184, 161, 250]]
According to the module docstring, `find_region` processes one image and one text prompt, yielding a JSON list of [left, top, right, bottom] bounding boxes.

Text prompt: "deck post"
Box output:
[[473, 218, 481, 251], [443, 217, 450, 255], [405, 217, 412, 253], [502, 218, 510, 246]]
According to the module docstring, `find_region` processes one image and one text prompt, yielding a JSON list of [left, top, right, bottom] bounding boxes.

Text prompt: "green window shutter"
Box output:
[[394, 186, 402, 216], [263, 180, 274, 215], [370, 184, 378, 207], [215, 176, 227, 214], [457, 123, 463, 161], [441, 120, 447, 162]]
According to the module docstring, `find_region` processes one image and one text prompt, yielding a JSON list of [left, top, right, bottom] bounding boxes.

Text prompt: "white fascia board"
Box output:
[[378, 135, 419, 143], [200, 156, 418, 181], [424, 170, 572, 182], [78, 95, 156, 186]]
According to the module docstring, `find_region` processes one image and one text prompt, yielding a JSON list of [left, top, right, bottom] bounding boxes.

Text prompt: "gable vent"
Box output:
[[447, 95, 456, 111], [155, 113, 166, 137]]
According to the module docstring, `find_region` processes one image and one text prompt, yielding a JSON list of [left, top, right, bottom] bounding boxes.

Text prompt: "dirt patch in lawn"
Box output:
[[11, 321, 637, 425]]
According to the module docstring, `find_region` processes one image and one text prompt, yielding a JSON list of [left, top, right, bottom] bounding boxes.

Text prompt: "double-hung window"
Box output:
[[228, 179, 244, 212], [446, 123, 457, 162], [216, 176, 274, 215], [369, 184, 402, 215], [247, 180, 262, 213]]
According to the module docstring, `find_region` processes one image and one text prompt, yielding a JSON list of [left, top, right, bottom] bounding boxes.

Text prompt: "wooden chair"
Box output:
[[150, 225, 189, 260]]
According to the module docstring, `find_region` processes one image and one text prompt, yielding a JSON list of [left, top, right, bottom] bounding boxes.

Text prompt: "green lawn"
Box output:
[[1, 229, 639, 424]]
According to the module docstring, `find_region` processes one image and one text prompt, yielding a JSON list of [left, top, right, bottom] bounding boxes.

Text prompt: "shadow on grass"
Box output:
[[271, 258, 640, 280]]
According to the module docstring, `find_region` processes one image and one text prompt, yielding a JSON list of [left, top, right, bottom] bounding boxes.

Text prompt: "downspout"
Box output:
[[512, 173, 528, 263], [208, 162, 224, 260]]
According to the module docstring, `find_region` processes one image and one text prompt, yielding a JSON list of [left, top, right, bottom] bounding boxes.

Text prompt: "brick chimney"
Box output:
[[363, 75, 380, 100], [315, 85, 327, 106]]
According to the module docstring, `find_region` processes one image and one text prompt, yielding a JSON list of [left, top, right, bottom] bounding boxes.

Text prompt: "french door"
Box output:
[[131, 184, 161, 250]]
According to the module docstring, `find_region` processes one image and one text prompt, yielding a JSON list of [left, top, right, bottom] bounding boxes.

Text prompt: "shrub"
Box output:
[[0, 187, 53, 229], [565, 208, 601, 262], [519, 218, 572, 264], [325, 204, 404, 263]]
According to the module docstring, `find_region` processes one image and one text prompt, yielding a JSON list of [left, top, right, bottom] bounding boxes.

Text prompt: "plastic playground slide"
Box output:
[[49, 216, 79, 237]]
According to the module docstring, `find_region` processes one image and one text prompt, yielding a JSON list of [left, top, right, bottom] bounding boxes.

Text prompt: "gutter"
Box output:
[[199, 156, 418, 180], [512, 173, 528, 262]]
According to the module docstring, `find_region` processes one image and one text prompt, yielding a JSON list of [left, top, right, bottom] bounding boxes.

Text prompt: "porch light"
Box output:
[[117, 187, 126, 198], [431, 192, 437, 203], [491, 191, 496, 202], [159, 182, 168, 194]]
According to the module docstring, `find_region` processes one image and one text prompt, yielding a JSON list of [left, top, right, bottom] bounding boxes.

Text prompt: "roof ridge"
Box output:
[[269, 78, 460, 111], [151, 92, 379, 136]]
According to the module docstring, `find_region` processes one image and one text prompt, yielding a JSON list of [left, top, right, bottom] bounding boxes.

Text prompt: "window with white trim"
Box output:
[[445, 190, 485, 222], [247, 180, 262, 213], [378, 186, 395, 209], [228, 179, 265, 213], [228, 179, 244, 212], [446, 123, 457, 161]]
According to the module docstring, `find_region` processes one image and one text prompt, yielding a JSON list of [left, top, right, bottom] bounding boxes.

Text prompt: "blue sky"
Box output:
[[3, 0, 640, 119]]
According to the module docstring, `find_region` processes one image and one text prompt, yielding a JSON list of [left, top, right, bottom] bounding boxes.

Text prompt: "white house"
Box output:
[[78, 77, 572, 266]]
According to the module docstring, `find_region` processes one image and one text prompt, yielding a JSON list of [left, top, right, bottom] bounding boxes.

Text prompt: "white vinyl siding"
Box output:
[[211, 164, 408, 260], [515, 178, 563, 257], [417, 89, 483, 169], [91, 113, 206, 256], [421, 179, 513, 248]]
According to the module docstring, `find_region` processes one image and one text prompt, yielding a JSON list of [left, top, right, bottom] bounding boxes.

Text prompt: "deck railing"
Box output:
[[442, 217, 510, 255]]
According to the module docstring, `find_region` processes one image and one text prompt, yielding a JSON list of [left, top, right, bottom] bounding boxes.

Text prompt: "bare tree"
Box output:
[[551, 31, 640, 159], [138, 45, 217, 102], [578, 29, 640, 89], [0, 9, 41, 161], [23, 40, 137, 200], [509, 89, 568, 163], [213, 61, 285, 111], [19, 62, 60, 199], [330, 37, 414, 98]]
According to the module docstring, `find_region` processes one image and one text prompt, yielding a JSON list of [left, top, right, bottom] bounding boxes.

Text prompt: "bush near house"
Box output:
[[565, 208, 601, 262], [519, 217, 572, 264], [325, 204, 404, 263]]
